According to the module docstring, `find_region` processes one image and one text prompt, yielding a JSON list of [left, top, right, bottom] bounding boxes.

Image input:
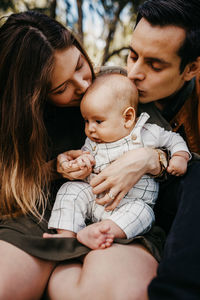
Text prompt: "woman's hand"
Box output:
[[90, 147, 160, 211], [57, 150, 94, 180]]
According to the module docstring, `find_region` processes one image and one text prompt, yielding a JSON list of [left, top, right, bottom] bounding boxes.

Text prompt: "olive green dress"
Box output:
[[0, 104, 165, 262]]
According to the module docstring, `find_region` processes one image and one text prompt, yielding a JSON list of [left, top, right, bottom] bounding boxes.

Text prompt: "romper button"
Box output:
[[131, 134, 137, 140], [92, 145, 96, 151], [171, 121, 178, 128]]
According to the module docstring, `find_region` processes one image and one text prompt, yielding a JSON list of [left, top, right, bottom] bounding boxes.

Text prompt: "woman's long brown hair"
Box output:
[[0, 11, 94, 220]]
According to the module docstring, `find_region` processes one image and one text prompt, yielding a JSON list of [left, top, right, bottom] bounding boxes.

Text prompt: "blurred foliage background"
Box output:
[[0, 0, 145, 67]]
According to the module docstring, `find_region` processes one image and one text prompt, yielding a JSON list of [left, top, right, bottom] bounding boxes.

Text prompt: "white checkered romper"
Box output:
[[48, 113, 189, 238]]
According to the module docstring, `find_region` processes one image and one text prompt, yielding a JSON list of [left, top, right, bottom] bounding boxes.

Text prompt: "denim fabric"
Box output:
[[149, 161, 200, 299]]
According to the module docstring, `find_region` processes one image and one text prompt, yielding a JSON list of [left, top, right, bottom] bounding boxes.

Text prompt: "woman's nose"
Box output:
[[75, 78, 91, 95]]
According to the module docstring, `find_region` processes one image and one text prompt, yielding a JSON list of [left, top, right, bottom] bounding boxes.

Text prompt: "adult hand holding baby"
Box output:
[[91, 147, 160, 210]]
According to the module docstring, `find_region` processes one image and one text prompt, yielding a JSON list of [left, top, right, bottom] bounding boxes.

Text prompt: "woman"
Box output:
[[0, 11, 164, 300]]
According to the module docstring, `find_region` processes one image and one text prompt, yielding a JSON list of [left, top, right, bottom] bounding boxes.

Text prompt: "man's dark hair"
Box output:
[[136, 0, 200, 73]]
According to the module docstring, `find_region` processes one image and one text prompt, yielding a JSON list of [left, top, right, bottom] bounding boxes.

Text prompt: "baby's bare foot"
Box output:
[[77, 223, 114, 250]]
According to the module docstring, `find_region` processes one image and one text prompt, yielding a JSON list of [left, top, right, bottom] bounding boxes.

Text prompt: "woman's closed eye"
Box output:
[[53, 83, 68, 95], [76, 56, 84, 71]]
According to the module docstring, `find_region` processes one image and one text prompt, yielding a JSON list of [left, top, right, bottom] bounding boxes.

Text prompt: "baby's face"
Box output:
[[80, 88, 129, 143]]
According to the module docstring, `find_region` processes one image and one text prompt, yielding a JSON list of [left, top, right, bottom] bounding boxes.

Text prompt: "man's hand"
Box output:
[[91, 147, 160, 211]]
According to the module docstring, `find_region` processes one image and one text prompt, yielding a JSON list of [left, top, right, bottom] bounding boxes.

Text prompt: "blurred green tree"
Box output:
[[0, 0, 145, 66], [67, 0, 145, 66], [0, 0, 14, 11], [0, 0, 58, 17], [86, 0, 145, 65]]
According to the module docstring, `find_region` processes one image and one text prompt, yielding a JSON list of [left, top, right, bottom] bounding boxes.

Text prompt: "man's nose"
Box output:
[[127, 61, 145, 81]]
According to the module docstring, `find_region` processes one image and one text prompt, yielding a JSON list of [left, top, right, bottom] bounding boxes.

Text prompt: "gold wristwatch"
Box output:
[[152, 149, 168, 178]]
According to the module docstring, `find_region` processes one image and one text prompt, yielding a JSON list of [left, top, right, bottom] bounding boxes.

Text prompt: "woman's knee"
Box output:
[[82, 244, 157, 300], [0, 240, 55, 300], [47, 244, 157, 300]]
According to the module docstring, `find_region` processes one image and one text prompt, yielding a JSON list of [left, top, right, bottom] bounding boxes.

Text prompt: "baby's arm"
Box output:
[[144, 123, 191, 176], [167, 151, 190, 176]]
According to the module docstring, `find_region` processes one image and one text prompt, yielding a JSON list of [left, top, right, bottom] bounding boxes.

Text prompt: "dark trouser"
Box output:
[[149, 161, 200, 300]]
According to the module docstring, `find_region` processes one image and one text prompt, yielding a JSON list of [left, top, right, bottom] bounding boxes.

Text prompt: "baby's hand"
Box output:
[[57, 150, 94, 180], [167, 155, 188, 176], [72, 153, 95, 170]]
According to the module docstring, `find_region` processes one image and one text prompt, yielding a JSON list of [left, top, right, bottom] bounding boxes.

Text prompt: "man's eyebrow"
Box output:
[[129, 46, 138, 56], [128, 45, 170, 65], [49, 54, 81, 93]]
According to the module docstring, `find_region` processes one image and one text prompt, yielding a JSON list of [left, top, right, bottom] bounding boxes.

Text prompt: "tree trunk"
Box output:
[[76, 0, 83, 43], [101, 1, 128, 65], [50, 0, 57, 19]]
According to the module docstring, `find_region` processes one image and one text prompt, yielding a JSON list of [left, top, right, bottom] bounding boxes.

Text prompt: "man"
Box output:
[[127, 0, 200, 298]]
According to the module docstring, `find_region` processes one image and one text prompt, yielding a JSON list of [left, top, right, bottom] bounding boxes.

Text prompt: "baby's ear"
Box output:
[[123, 106, 136, 128]]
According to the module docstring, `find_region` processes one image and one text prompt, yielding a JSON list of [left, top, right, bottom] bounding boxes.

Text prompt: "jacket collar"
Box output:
[[162, 78, 195, 122]]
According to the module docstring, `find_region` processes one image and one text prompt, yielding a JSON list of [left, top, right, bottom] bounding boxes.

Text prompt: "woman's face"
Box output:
[[49, 46, 92, 107]]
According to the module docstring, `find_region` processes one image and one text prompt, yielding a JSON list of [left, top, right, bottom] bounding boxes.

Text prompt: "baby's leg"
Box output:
[[108, 199, 155, 239], [45, 181, 94, 238], [77, 219, 126, 250]]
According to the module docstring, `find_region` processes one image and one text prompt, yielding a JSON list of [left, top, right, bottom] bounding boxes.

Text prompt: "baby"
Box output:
[[44, 73, 190, 249]]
